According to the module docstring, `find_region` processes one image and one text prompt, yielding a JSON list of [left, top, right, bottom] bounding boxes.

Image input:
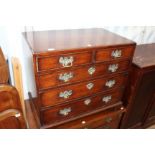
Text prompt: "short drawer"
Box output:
[[96, 46, 134, 62], [38, 60, 130, 90], [40, 74, 128, 107], [36, 51, 92, 72], [41, 88, 124, 125], [52, 109, 123, 129]]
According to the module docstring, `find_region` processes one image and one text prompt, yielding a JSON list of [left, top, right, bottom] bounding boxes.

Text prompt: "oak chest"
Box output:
[[24, 28, 136, 129]]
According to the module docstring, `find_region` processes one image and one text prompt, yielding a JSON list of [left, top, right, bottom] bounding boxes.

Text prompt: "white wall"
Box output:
[[104, 27, 155, 44], [1, 26, 155, 99], [0, 27, 9, 56], [0, 26, 22, 84], [32, 26, 155, 44], [0, 26, 37, 98]]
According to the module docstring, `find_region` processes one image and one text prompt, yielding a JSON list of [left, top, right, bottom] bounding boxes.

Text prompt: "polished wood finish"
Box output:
[[23, 28, 136, 128], [38, 60, 130, 90], [0, 84, 21, 111], [40, 74, 127, 108], [0, 47, 9, 84], [0, 85, 26, 128], [25, 98, 39, 129], [24, 28, 135, 55], [37, 51, 92, 72], [52, 108, 124, 129], [42, 102, 124, 129], [121, 43, 155, 128], [25, 96, 124, 129], [42, 88, 124, 125], [0, 109, 26, 129], [96, 46, 134, 62]]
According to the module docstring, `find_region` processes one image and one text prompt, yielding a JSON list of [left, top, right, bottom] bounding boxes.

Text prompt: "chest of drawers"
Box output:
[[24, 28, 136, 129]]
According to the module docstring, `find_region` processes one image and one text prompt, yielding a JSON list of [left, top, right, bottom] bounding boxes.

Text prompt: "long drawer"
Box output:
[[51, 109, 123, 129], [41, 88, 124, 125], [38, 60, 130, 90], [40, 73, 128, 107]]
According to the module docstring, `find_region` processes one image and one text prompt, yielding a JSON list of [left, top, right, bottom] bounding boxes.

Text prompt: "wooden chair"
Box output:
[[0, 47, 26, 129], [0, 47, 9, 84], [0, 84, 26, 128]]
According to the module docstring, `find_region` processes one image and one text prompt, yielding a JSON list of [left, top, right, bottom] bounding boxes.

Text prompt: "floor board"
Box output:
[[25, 100, 38, 129]]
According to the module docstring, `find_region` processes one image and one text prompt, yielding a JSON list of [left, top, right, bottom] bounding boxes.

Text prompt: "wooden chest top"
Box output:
[[23, 28, 135, 55], [133, 43, 155, 68]]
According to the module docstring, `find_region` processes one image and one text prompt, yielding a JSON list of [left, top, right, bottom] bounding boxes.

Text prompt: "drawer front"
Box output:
[[36, 52, 92, 72], [41, 88, 123, 125], [40, 74, 127, 107], [96, 46, 134, 62], [38, 60, 130, 90], [53, 109, 123, 129]]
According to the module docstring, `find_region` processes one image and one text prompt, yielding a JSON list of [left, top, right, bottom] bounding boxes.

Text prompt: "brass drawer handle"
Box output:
[[105, 117, 113, 123], [108, 64, 119, 72], [105, 80, 115, 88], [59, 56, 74, 67], [111, 49, 122, 58], [102, 95, 112, 103], [59, 72, 73, 82], [59, 90, 72, 99], [59, 107, 71, 116], [86, 83, 94, 90], [84, 98, 91, 105], [88, 67, 95, 75]]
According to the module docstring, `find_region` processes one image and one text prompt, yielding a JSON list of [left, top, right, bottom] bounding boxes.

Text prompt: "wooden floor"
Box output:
[[25, 100, 38, 129]]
